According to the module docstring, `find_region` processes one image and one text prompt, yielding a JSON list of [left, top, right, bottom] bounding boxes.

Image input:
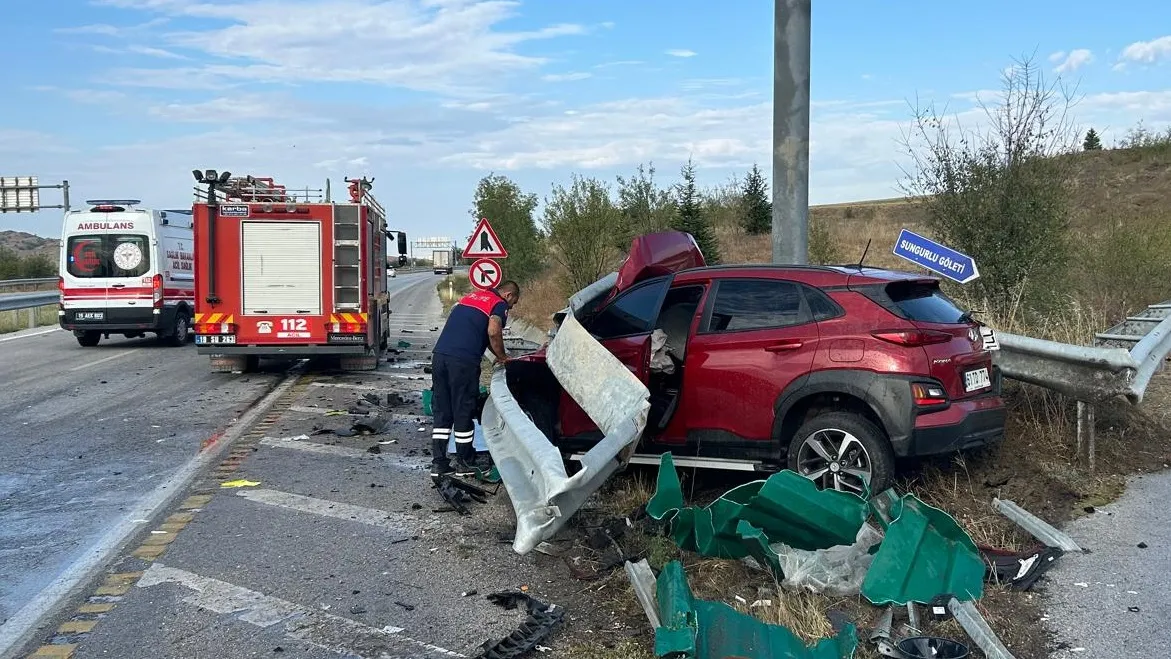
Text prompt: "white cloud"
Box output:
[[1119, 35, 1171, 64], [1048, 51, 1067, 63], [541, 72, 592, 82], [665, 49, 697, 58], [1053, 49, 1093, 74]]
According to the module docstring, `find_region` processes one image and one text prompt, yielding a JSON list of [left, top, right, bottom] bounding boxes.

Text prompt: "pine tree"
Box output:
[[672, 158, 721, 264], [739, 163, 772, 235], [1083, 128, 1102, 151]]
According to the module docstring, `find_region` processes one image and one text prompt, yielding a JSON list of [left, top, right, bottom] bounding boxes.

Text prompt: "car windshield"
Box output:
[[66, 234, 151, 278], [885, 280, 967, 324]]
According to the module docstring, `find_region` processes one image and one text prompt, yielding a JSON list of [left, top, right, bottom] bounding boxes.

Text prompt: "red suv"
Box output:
[[507, 232, 1005, 494]]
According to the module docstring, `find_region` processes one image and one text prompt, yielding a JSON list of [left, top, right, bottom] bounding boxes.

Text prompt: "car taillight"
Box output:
[[152, 274, 164, 308], [872, 329, 953, 347], [57, 277, 64, 308], [911, 382, 949, 407]]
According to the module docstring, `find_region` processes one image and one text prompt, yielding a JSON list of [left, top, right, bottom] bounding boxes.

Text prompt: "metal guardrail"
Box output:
[[0, 291, 57, 312], [0, 277, 57, 290]]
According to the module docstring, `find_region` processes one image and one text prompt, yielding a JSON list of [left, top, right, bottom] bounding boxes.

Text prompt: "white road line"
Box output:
[[68, 348, 140, 371], [0, 372, 301, 659], [138, 564, 463, 658], [0, 327, 61, 343], [258, 437, 428, 470], [235, 488, 417, 531]]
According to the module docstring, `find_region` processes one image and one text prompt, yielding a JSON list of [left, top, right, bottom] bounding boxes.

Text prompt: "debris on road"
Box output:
[[654, 560, 858, 658], [992, 498, 1083, 553], [473, 591, 565, 659], [434, 474, 494, 515], [220, 479, 260, 488]]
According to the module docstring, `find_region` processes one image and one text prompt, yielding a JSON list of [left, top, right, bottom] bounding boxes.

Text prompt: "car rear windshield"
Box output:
[[885, 280, 967, 324], [66, 234, 151, 278]]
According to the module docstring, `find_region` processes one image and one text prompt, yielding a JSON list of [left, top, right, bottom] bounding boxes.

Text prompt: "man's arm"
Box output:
[[487, 315, 509, 363]]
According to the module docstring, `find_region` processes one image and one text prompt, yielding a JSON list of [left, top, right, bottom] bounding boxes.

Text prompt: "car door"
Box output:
[[557, 276, 671, 438], [677, 278, 820, 442]]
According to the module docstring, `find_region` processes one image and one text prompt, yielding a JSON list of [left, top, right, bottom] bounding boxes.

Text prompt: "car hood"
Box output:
[[613, 231, 706, 293]]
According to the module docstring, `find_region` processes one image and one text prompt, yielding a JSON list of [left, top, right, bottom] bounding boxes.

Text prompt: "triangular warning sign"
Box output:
[[462, 217, 508, 258]]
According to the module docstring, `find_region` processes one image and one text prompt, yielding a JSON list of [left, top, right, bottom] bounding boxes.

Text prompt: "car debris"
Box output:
[[979, 545, 1064, 591], [896, 636, 970, 659], [434, 474, 494, 515], [946, 598, 1016, 659], [992, 498, 1083, 553], [624, 559, 661, 629], [472, 591, 565, 659]]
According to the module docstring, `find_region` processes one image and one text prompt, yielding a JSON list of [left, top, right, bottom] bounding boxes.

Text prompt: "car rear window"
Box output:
[[66, 234, 151, 278], [885, 281, 966, 324]]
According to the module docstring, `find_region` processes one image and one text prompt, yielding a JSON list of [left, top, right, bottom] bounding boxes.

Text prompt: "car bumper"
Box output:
[[903, 395, 1007, 457], [195, 344, 368, 356], [60, 307, 176, 332]]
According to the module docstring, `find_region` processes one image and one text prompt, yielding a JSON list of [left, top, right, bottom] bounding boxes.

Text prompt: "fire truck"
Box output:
[[190, 171, 407, 373]]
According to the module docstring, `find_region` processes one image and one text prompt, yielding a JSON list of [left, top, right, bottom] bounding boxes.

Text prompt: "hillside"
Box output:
[[0, 230, 58, 259]]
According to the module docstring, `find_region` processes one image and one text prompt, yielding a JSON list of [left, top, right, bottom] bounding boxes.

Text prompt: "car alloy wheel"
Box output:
[[794, 428, 873, 495]]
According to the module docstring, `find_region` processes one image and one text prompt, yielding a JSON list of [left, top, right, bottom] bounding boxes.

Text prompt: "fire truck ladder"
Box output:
[[333, 202, 362, 313]]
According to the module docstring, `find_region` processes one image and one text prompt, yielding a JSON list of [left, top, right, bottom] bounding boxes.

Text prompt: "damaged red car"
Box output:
[[506, 231, 1006, 494]]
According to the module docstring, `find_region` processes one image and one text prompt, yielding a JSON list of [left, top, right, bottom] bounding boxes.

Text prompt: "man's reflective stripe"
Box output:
[[453, 430, 475, 444]]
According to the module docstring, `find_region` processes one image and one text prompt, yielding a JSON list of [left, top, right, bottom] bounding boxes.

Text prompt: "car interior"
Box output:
[[646, 285, 705, 432]]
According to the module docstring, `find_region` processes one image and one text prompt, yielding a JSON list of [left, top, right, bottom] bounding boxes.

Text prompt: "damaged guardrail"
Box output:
[[482, 280, 650, 554]]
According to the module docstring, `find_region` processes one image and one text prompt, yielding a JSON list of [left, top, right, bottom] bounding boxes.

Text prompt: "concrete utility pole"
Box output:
[[772, 0, 811, 264]]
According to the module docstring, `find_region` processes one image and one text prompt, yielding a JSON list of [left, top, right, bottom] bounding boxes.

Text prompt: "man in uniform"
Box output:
[[429, 280, 521, 478]]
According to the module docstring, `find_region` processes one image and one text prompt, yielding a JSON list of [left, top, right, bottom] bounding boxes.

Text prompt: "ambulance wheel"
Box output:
[[76, 331, 101, 347], [164, 311, 191, 347]]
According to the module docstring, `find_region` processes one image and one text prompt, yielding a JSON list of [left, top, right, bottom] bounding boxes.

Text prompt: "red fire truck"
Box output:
[[191, 171, 404, 373]]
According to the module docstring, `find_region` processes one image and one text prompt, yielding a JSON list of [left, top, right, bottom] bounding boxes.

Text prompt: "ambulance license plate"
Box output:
[[964, 367, 991, 392], [76, 312, 104, 321], [196, 334, 237, 345]]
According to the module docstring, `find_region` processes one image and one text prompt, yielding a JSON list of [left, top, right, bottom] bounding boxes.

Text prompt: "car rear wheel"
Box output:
[[787, 411, 894, 496], [76, 330, 101, 347]]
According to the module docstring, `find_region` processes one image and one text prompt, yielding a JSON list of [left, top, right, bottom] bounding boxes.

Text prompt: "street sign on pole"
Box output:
[[892, 228, 980, 284], [462, 218, 508, 259], [0, 176, 71, 214], [469, 258, 502, 290]]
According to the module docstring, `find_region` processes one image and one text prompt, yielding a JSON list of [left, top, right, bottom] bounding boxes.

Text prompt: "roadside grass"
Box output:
[[0, 304, 57, 334], [435, 275, 470, 315]]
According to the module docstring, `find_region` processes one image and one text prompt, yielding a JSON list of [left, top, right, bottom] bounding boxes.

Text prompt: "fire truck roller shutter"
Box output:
[[241, 221, 323, 315]]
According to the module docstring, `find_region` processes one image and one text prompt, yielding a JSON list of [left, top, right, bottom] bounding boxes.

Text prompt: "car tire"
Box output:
[[787, 411, 895, 496], [165, 311, 191, 347], [76, 330, 101, 347]]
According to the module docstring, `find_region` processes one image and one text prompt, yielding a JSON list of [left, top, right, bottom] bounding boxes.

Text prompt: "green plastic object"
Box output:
[[646, 453, 869, 575], [861, 493, 985, 605], [397, 340, 412, 348], [422, 389, 433, 416], [654, 560, 857, 659], [475, 465, 501, 483]]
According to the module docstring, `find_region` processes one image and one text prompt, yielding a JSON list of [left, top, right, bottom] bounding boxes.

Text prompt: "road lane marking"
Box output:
[[235, 488, 418, 531], [68, 349, 140, 372], [258, 436, 428, 470], [138, 564, 463, 658], [0, 371, 302, 659], [0, 327, 62, 343]]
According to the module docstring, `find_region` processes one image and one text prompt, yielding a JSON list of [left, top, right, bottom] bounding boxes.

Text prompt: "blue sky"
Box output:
[[2, 0, 1170, 246]]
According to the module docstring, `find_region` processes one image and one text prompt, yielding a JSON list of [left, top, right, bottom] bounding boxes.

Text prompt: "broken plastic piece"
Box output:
[[473, 592, 565, 659], [397, 340, 412, 348], [220, 479, 260, 488], [774, 524, 883, 596], [980, 545, 1063, 591], [896, 636, 970, 659], [654, 560, 857, 659]]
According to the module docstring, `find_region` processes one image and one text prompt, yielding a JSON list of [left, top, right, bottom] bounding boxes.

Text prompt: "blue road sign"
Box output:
[[892, 229, 980, 284]]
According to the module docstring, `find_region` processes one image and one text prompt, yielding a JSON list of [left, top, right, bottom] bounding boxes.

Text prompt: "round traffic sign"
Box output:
[[469, 258, 502, 291]]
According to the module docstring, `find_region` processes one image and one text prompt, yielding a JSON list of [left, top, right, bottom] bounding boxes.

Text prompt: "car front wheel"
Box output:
[[787, 411, 895, 496]]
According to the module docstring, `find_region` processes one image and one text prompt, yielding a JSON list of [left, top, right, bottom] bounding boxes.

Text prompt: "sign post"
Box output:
[[892, 229, 980, 285], [0, 176, 70, 214], [462, 217, 508, 290]]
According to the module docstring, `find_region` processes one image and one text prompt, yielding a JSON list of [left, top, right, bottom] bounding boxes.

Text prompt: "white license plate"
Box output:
[[196, 334, 237, 345], [76, 312, 104, 321], [964, 367, 991, 392]]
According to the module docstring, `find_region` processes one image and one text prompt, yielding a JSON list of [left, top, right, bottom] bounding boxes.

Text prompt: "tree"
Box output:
[[1083, 128, 1102, 151], [900, 56, 1076, 308], [614, 162, 676, 249], [672, 158, 721, 264], [739, 163, 772, 235], [541, 175, 625, 294], [469, 174, 544, 285]]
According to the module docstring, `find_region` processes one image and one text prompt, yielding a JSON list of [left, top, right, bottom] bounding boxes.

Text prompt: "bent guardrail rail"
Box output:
[[483, 276, 650, 555]]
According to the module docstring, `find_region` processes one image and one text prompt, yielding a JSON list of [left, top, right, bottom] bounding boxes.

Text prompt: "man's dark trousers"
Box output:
[[430, 352, 481, 469]]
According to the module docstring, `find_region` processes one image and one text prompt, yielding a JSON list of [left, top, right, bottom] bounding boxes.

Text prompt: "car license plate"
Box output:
[[196, 334, 237, 345], [964, 367, 991, 392], [76, 312, 104, 321]]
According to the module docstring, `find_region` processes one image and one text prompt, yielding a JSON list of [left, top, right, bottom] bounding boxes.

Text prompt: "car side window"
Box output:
[[803, 286, 843, 321], [706, 279, 811, 332], [589, 278, 669, 339]]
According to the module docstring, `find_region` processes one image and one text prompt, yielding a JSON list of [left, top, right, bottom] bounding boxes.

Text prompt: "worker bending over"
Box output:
[[429, 281, 521, 478]]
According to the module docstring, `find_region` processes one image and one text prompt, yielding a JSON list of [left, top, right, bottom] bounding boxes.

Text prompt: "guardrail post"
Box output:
[[27, 307, 35, 330], [1076, 401, 1096, 472]]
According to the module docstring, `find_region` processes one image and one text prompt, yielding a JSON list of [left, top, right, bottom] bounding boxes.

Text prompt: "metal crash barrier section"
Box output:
[[483, 277, 650, 555]]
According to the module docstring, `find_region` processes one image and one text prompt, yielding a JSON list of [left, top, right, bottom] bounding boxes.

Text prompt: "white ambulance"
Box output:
[[58, 199, 196, 347]]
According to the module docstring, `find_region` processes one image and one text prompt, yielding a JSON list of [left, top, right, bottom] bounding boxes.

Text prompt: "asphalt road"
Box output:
[[1045, 471, 1171, 657], [0, 272, 438, 651]]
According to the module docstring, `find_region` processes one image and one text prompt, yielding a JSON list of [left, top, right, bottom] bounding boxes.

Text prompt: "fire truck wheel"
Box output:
[[76, 331, 101, 347], [165, 310, 191, 347]]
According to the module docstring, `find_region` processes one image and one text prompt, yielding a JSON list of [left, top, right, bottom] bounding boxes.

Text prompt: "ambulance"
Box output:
[[58, 199, 196, 348]]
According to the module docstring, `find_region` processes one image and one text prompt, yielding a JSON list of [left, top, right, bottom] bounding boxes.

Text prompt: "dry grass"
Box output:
[[435, 275, 471, 315], [512, 270, 567, 332], [0, 304, 57, 334]]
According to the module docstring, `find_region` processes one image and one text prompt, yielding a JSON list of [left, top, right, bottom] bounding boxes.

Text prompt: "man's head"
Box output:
[[496, 281, 521, 308]]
